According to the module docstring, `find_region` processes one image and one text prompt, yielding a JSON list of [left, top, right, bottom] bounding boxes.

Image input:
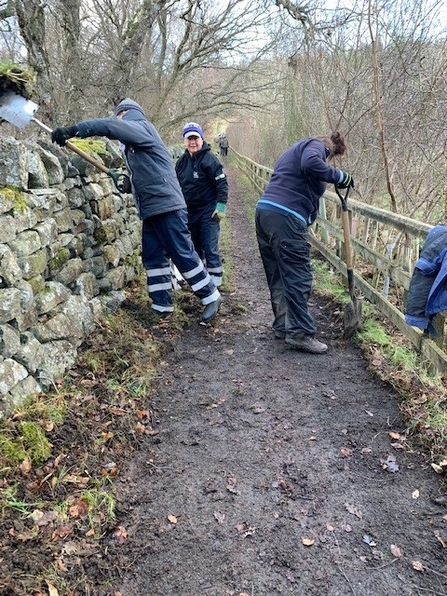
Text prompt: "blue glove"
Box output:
[[51, 125, 78, 146], [212, 202, 227, 219], [336, 171, 354, 189]]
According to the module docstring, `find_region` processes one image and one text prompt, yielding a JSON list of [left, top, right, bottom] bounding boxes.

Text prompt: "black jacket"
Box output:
[[74, 99, 185, 220], [175, 142, 228, 210]]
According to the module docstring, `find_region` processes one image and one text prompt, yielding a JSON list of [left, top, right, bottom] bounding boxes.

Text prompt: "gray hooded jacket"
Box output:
[[74, 98, 185, 220]]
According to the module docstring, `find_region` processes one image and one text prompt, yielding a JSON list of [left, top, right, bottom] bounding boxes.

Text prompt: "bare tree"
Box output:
[[8, 0, 287, 129]]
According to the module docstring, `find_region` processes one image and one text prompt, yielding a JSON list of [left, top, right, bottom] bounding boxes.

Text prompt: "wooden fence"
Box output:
[[230, 147, 447, 376]]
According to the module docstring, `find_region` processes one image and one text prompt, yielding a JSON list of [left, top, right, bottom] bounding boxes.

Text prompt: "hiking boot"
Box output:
[[285, 335, 328, 354], [201, 296, 222, 323]]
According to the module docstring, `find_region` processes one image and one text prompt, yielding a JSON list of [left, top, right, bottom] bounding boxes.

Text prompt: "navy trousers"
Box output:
[[187, 202, 223, 286], [255, 208, 317, 338], [141, 208, 219, 314]]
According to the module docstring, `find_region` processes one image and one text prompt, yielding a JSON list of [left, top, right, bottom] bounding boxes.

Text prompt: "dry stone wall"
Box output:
[[0, 135, 142, 415]]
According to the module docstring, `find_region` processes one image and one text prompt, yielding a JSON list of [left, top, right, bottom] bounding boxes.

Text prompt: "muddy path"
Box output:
[[110, 167, 447, 596]]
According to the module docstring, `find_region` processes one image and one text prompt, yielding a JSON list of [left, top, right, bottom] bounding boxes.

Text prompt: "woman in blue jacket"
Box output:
[[256, 132, 353, 354], [175, 122, 228, 287], [51, 99, 222, 323]]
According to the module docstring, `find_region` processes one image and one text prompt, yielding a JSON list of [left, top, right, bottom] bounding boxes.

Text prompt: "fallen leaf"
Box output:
[[113, 526, 128, 544], [134, 422, 146, 434], [412, 560, 424, 572], [302, 537, 315, 546], [390, 442, 404, 450], [439, 458, 447, 468], [389, 431, 400, 440], [431, 463, 443, 474], [62, 474, 89, 487], [30, 509, 58, 526], [412, 489, 419, 499], [345, 503, 363, 519], [136, 409, 150, 419], [381, 454, 399, 473], [51, 525, 73, 540], [46, 582, 59, 596], [69, 498, 90, 519], [16, 527, 39, 541], [340, 447, 353, 457], [326, 524, 334, 532], [214, 511, 225, 524], [365, 410, 374, 417], [390, 544, 402, 557], [20, 456, 32, 474], [363, 534, 376, 547], [167, 515, 177, 524]]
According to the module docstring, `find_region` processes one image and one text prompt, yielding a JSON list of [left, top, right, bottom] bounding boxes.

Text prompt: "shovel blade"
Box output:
[[343, 296, 362, 339], [0, 90, 38, 128]]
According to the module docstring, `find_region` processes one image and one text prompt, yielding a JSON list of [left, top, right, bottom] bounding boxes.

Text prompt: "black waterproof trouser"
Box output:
[[255, 208, 317, 338], [187, 202, 223, 286]]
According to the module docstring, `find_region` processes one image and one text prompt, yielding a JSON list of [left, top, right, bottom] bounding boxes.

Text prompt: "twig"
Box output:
[[331, 530, 358, 596]]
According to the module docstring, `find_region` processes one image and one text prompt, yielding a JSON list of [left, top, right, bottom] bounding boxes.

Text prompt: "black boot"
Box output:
[[201, 296, 222, 323]]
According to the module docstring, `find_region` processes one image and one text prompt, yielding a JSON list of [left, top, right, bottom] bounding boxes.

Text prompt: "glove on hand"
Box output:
[[117, 174, 131, 194], [336, 171, 354, 190], [212, 202, 227, 219], [51, 126, 78, 146]]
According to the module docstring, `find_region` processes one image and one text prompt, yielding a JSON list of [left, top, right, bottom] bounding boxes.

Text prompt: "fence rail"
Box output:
[[230, 148, 447, 376]]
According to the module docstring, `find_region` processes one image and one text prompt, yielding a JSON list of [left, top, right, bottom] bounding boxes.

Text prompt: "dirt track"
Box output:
[[111, 167, 447, 596]]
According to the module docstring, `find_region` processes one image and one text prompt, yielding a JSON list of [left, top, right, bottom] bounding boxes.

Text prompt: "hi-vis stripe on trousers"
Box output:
[[142, 208, 219, 314]]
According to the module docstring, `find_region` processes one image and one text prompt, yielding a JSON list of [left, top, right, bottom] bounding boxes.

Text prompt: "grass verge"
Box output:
[[0, 285, 192, 595]]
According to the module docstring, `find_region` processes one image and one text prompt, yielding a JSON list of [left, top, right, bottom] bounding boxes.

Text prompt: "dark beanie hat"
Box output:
[[115, 98, 146, 117]]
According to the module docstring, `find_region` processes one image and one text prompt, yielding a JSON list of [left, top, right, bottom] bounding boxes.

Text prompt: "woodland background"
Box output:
[[1, 0, 447, 222]]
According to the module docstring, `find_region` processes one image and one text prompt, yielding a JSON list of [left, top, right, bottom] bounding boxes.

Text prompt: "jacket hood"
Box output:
[[115, 98, 146, 118]]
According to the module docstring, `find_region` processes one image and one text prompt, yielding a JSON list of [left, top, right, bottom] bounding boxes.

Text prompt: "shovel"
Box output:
[[0, 90, 125, 189], [335, 184, 363, 338]]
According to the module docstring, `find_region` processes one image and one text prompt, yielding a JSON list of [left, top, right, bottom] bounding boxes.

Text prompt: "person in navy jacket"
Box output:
[[51, 99, 222, 323], [175, 122, 228, 288], [256, 132, 353, 354], [405, 225, 447, 335]]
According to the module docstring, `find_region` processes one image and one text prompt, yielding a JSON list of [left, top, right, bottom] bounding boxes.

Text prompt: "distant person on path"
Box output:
[[219, 133, 229, 157], [255, 132, 353, 354], [51, 99, 222, 323], [175, 122, 228, 288]]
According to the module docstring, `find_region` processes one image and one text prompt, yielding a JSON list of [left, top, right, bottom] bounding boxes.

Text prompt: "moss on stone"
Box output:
[[0, 62, 36, 99], [70, 138, 109, 159], [49, 247, 70, 273], [1, 185, 27, 213]]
